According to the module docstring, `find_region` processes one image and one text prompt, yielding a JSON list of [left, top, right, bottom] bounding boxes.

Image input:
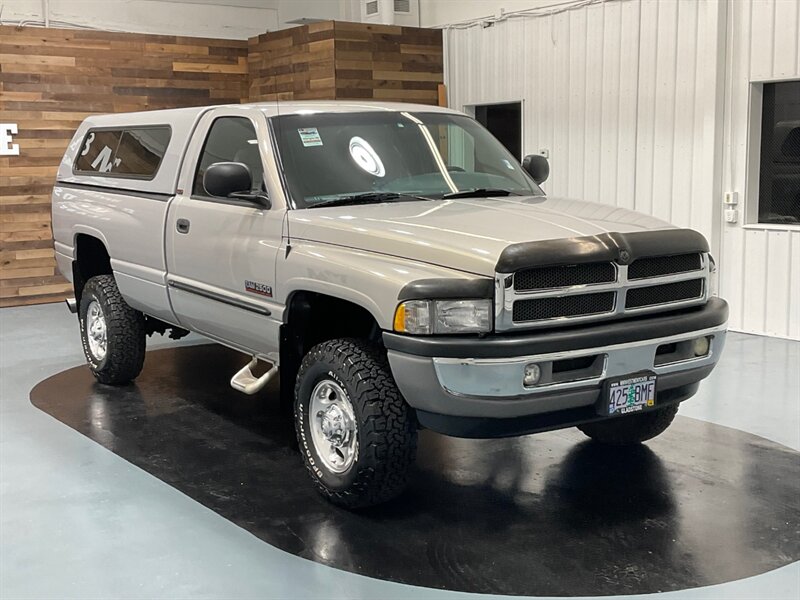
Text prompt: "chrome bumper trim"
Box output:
[[432, 324, 727, 398]]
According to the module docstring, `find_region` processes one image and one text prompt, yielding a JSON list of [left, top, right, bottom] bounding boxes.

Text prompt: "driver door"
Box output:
[[166, 109, 286, 362]]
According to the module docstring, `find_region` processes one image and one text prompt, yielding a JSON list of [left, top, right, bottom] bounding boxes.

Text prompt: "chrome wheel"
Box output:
[[309, 379, 358, 474], [86, 300, 107, 361]]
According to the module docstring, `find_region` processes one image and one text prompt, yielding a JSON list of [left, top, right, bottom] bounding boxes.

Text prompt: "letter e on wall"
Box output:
[[1, 124, 20, 156]]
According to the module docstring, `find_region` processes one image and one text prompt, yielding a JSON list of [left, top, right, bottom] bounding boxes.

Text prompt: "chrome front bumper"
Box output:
[[430, 325, 725, 399], [384, 299, 729, 424]]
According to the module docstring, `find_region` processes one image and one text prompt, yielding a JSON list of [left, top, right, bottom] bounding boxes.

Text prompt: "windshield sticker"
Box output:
[[298, 128, 323, 147], [349, 136, 385, 177]]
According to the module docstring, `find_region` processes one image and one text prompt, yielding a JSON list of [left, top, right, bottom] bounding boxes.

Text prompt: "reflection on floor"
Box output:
[[2, 303, 799, 600], [30, 344, 800, 597]]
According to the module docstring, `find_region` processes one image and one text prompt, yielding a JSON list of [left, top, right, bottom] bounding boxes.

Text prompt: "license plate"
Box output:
[[602, 372, 657, 417]]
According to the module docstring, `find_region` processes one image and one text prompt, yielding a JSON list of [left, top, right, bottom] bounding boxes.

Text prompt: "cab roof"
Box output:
[[76, 100, 460, 128]]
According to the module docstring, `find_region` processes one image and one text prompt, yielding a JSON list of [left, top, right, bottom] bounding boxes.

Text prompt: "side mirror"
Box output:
[[203, 162, 270, 208], [522, 154, 549, 185]]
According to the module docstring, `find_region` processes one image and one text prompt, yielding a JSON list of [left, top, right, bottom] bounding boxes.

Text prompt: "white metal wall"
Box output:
[[420, 0, 571, 27], [447, 0, 716, 235], [719, 0, 800, 339], [445, 0, 800, 339]]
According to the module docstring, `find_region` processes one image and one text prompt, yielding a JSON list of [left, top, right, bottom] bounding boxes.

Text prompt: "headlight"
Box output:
[[393, 299, 492, 334]]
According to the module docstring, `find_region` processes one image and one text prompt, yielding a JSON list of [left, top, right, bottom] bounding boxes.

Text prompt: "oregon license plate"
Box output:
[[602, 372, 657, 417]]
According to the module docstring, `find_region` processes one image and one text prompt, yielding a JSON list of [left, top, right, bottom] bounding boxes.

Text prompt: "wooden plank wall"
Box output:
[[247, 21, 336, 101], [333, 21, 443, 104], [0, 25, 248, 307], [1, 20, 442, 307], [247, 21, 443, 104]]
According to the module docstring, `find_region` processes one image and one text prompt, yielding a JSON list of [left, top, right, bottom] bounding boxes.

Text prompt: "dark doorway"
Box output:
[[474, 102, 522, 160]]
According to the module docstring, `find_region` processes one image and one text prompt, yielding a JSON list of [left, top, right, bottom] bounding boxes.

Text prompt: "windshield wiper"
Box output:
[[441, 188, 520, 199], [309, 192, 432, 209]]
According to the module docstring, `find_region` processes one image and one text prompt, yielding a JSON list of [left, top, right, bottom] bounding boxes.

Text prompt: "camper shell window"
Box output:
[[73, 126, 172, 180]]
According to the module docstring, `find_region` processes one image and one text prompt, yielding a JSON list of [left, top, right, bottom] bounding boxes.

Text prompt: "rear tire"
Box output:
[[294, 338, 417, 508], [578, 403, 680, 445], [79, 274, 146, 385]]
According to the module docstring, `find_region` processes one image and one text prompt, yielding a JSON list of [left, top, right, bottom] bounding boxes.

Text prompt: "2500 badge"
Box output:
[[245, 280, 272, 298]]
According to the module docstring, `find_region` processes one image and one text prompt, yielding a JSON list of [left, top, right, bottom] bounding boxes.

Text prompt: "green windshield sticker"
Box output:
[[298, 127, 323, 147]]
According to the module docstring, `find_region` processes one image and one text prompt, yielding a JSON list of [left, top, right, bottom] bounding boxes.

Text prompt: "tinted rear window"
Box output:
[[74, 126, 171, 179]]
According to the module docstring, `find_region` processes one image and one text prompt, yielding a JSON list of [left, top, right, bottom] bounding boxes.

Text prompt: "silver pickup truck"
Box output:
[[52, 101, 729, 507]]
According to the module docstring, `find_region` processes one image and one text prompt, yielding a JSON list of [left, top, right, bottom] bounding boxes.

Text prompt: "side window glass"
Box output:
[[113, 128, 171, 177], [75, 130, 122, 173], [193, 117, 264, 198], [446, 123, 475, 172], [74, 126, 170, 178]]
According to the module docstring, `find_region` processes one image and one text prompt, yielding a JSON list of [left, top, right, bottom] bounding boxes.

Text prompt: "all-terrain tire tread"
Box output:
[[80, 274, 146, 385], [295, 338, 417, 508]]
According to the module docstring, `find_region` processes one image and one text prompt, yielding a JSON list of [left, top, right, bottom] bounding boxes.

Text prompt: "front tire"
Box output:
[[578, 403, 680, 445], [294, 338, 417, 508], [79, 274, 146, 385]]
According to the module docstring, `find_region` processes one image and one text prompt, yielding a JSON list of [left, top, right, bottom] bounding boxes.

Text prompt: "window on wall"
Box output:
[[758, 81, 800, 225]]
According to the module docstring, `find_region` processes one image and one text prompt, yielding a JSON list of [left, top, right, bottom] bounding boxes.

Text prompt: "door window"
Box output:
[[193, 117, 264, 198]]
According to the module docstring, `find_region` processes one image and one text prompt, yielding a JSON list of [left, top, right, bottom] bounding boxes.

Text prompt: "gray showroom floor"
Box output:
[[1, 302, 799, 600]]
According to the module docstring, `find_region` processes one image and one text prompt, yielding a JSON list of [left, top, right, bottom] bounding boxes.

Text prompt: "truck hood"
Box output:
[[287, 196, 674, 276]]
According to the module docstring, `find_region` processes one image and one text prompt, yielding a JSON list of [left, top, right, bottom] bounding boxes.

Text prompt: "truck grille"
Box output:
[[514, 262, 616, 291], [625, 278, 704, 309], [500, 251, 709, 329], [628, 253, 702, 279], [513, 292, 615, 322]]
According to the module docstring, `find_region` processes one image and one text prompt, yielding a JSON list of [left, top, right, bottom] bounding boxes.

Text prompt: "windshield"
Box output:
[[271, 111, 543, 208]]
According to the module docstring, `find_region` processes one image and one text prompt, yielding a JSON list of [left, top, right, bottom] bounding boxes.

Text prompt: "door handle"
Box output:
[[176, 218, 190, 234]]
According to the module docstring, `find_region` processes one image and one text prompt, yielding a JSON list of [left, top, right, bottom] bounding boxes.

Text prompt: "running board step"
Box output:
[[230, 357, 278, 395]]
